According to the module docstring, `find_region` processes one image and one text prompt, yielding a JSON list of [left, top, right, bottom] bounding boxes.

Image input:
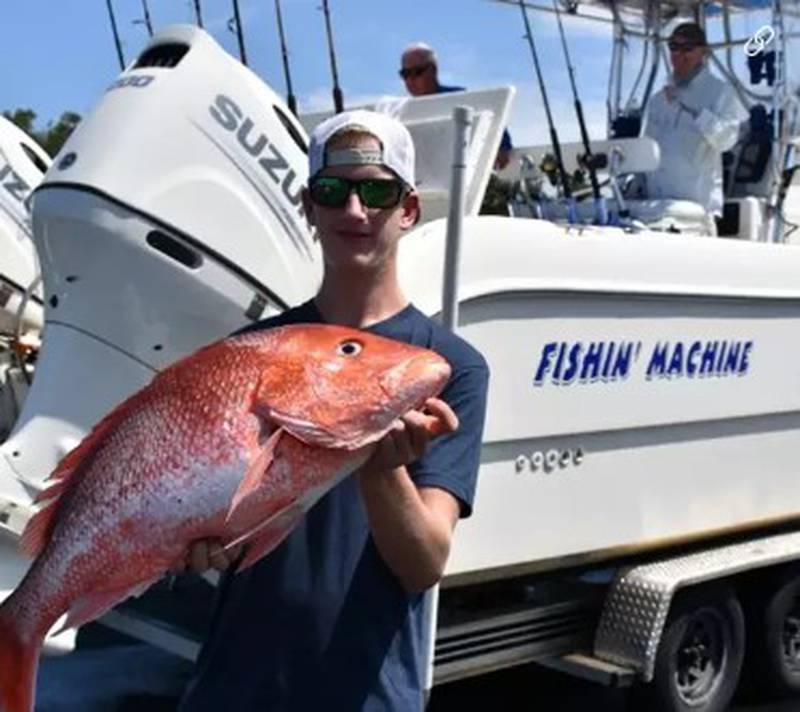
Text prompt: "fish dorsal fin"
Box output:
[[19, 392, 143, 558]]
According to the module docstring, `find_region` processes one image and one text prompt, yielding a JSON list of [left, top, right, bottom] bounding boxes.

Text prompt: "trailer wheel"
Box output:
[[638, 585, 745, 712], [748, 568, 800, 698]]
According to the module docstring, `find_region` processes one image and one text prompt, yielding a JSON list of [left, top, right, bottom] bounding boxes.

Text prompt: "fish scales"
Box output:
[[0, 324, 450, 712]]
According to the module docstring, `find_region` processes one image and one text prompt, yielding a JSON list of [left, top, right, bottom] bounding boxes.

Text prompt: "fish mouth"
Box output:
[[379, 353, 451, 412]]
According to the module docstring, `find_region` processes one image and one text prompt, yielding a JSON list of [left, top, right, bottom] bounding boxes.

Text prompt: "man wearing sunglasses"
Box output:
[[400, 42, 513, 170], [179, 110, 489, 712], [640, 22, 747, 233]]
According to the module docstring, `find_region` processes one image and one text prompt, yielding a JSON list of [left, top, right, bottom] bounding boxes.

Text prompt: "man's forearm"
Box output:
[[358, 466, 456, 593], [693, 106, 741, 152]]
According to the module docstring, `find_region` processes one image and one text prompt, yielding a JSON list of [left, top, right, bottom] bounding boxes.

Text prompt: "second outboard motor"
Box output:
[[0, 116, 50, 337]]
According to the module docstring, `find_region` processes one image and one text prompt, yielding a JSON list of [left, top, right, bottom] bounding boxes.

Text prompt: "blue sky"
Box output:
[[1, 1, 792, 147]]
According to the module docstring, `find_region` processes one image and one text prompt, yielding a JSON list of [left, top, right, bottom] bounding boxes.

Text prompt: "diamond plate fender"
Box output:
[[593, 529, 800, 681]]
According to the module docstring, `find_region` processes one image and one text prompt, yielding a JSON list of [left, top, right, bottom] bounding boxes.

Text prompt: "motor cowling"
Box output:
[[4, 24, 321, 507]]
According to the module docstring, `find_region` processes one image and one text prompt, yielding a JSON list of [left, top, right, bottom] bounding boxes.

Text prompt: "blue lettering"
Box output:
[[601, 342, 616, 380], [580, 342, 604, 382], [561, 343, 583, 384], [534, 342, 558, 386], [723, 342, 741, 374], [716, 340, 729, 374], [667, 342, 684, 377], [534, 338, 752, 387], [700, 341, 718, 376], [738, 341, 753, 374], [553, 342, 566, 381], [647, 343, 669, 379], [611, 342, 635, 379], [687, 341, 702, 376]]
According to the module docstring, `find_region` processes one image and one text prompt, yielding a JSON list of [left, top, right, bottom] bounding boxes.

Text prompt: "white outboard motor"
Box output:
[[0, 26, 320, 609], [0, 116, 50, 337]]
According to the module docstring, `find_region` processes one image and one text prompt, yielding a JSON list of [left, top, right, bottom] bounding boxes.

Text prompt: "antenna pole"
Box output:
[[231, 0, 248, 65], [517, 0, 574, 215], [321, 0, 344, 113], [105, 0, 126, 71], [552, 0, 607, 223], [274, 0, 298, 115], [140, 0, 154, 36]]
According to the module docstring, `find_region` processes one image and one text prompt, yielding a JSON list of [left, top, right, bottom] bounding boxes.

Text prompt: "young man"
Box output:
[[642, 23, 747, 231], [178, 109, 489, 711]]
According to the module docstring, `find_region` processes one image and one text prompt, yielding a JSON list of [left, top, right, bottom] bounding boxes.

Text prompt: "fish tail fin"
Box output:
[[0, 608, 39, 712]]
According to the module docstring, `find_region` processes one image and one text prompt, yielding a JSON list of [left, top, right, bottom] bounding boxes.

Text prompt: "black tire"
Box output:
[[746, 567, 800, 699], [634, 585, 745, 712]]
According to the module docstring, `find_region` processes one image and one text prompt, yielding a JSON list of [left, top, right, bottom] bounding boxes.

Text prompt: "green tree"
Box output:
[[39, 112, 81, 157], [3, 108, 82, 157], [3, 108, 37, 136]]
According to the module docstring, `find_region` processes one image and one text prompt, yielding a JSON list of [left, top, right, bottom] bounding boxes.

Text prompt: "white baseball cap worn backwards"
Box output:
[[308, 110, 416, 189]]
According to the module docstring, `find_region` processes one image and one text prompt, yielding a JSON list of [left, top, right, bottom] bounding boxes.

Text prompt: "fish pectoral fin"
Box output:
[[55, 576, 161, 633], [225, 427, 284, 525], [226, 503, 306, 572]]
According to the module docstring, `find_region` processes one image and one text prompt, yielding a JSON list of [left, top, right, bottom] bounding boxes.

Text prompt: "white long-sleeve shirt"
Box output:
[[643, 64, 747, 216]]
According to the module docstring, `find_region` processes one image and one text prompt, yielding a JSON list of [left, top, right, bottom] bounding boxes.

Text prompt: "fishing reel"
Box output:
[[578, 152, 607, 173], [539, 153, 588, 196], [539, 153, 559, 184]]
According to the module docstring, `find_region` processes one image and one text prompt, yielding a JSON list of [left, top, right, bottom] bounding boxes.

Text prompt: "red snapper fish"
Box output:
[[0, 323, 451, 712]]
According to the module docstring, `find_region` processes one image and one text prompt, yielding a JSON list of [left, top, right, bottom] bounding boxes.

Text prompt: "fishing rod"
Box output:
[[551, 0, 607, 224], [139, 0, 154, 36], [274, 0, 298, 116], [193, 0, 204, 28], [517, 0, 575, 220], [321, 0, 344, 113], [105, 0, 126, 71], [231, 0, 248, 65]]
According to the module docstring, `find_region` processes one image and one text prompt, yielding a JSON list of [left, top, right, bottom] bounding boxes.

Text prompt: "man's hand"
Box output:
[[679, 101, 700, 120], [178, 539, 245, 574], [360, 397, 458, 477], [179, 401, 457, 574]]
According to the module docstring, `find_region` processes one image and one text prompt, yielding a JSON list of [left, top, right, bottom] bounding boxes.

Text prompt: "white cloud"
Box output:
[[506, 82, 608, 146], [533, 6, 618, 39], [298, 87, 401, 114]]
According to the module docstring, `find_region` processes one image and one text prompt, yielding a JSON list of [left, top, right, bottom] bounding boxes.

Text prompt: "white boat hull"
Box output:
[[397, 216, 800, 582]]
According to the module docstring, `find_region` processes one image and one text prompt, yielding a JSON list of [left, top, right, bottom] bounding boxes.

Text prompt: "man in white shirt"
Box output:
[[642, 23, 747, 232]]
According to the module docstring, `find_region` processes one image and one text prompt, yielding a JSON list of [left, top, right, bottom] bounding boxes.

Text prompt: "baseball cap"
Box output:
[[308, 109, 416, 188], [669, 22, 707, 46]]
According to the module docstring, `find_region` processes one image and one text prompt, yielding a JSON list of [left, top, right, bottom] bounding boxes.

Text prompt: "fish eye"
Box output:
[[337, 340, 363, 357]]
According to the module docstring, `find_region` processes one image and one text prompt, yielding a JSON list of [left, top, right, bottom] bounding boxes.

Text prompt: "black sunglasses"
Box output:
[[668, 41, 700, 53], [309, 176, 407, 209], [399, 64, 432, 80]]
